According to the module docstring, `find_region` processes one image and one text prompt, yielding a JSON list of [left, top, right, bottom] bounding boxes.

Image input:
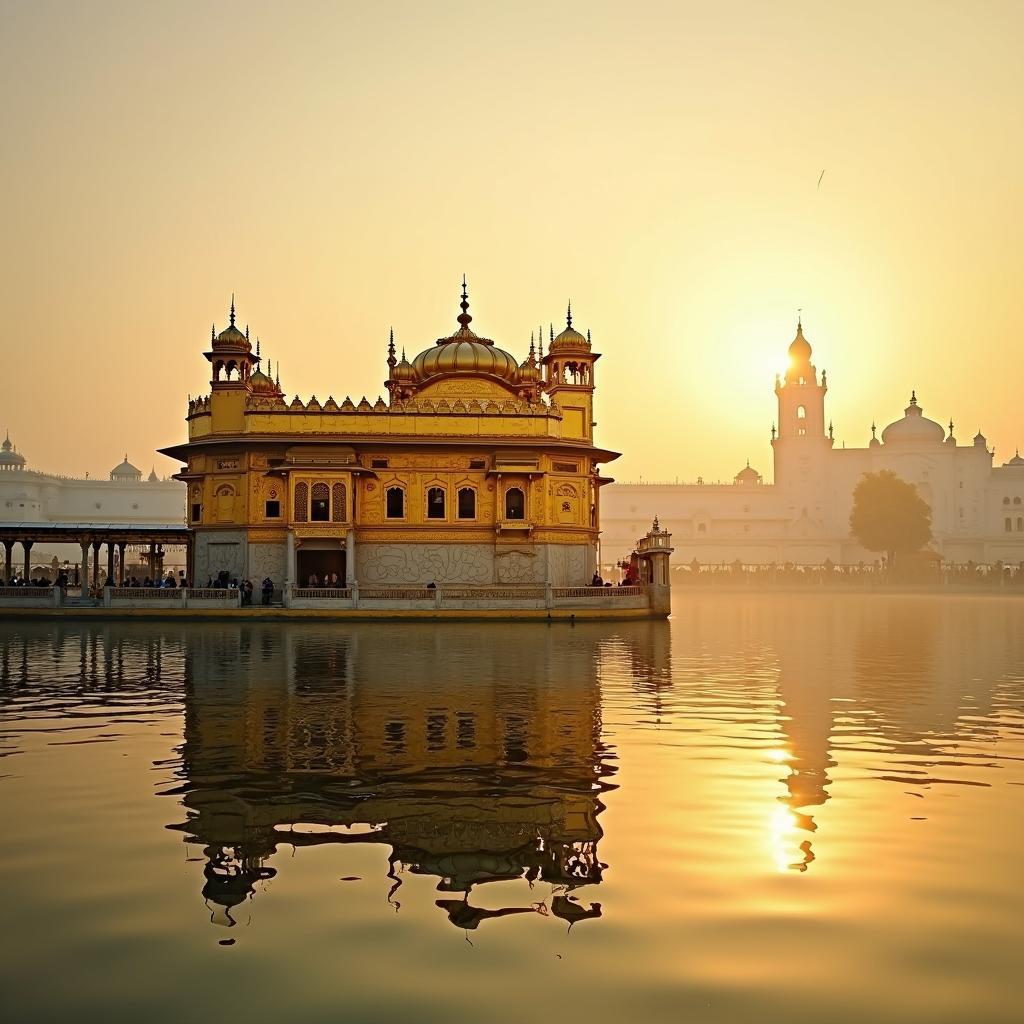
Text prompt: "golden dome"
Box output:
[[392, 350, 415, 383], [549, 304, 591, 352], [248, 368, 277, 395], [408, 278, 521, 385], [211, 297, 252, 352], [411, 332, 521, 384]]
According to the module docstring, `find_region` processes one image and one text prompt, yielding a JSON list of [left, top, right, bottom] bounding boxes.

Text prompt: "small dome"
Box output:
[[788, 321, 812, 363], [0, 432, 26, 468], [734, 462, 762, 485], [1004, 450, 1024, 468], [549, 305, 591, 353], [392, 351, 415, 383], [110, 455, 142, 481], [974, 431, 987, 448], [213, 324, 251, 351], [880, 393, 945, 445], [211, 298, 252, 352], [248, 368, 278, 395]]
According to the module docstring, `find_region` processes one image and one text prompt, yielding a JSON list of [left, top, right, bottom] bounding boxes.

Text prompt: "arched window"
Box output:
[[386, 486, 405, 519], [505, 487, 525, 520], [311, 483, 330, 521], [427, 486, 446, 519], [332, 483, 347, 522], [797, 406, 806, 419], [1005, 517, 1012, 532], [457, 487, 476, 520], [294, 482, 308, 522], [1018, 517, 1023, 532], [1015, 497, 1022, 506], [1004, 497, 1011, 505]]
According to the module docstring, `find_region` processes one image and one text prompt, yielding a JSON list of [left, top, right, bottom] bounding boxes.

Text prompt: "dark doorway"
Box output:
[[297, 549, 346, 586]]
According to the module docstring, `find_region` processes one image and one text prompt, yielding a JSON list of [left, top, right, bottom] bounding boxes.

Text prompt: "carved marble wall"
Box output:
[[356, 542, 594, 586], [247, 541, 286, 586], [194, 530, 246, 583]]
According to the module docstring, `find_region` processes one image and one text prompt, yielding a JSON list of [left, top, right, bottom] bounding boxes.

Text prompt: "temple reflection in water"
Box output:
[[167, 622, 670, 931]]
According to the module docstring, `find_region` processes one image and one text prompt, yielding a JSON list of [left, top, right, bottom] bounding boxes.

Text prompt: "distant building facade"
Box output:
[[602, 321, 1024, 566], [160, 287, 617, 587], [0, 432, 184, 526]]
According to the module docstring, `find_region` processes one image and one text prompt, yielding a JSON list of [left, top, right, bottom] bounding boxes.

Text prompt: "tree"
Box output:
[[849, 470, 932, 567]]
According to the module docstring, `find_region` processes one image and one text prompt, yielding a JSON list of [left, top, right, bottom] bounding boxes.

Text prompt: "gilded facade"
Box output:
[[160, 284, 618, 587]]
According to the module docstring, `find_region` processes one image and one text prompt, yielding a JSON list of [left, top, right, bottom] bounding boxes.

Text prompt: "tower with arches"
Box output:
[[541, 304, 599, 442]]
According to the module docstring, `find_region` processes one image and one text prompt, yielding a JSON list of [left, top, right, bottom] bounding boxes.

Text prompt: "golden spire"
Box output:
[[457, 274, 472, 330], [229, 294, 236, 328]]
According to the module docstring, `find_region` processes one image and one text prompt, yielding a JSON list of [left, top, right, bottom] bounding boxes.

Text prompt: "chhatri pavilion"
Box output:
[[160, 281, 622, 590]]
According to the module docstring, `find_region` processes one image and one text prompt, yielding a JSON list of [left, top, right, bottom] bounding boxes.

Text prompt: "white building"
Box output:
[[0, 433, 185, 527], [602, 322, 1024, 567]]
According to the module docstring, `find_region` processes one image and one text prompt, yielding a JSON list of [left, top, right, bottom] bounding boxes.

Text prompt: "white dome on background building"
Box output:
[[880, 392, 946, 446], [0, 432, 26, 471], [110, 455, 142, 482]]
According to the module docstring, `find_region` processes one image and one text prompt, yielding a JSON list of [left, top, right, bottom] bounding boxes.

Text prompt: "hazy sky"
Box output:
[[1, 0, 1021, 482]]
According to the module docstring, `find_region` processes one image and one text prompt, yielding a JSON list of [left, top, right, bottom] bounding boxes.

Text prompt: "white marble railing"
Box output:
[[292, 588, 352, 599], [552, 585, 646, 599]]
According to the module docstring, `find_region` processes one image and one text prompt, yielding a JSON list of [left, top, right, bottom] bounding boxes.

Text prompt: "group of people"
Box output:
[[305, 572, 344, 588], [200, 573, 277, 606], [590, 571, 641, 587]]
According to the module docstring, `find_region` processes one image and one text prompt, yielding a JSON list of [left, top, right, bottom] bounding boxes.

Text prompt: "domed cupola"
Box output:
[[549, 302, 591, 353], [784, 317, 816, 384], [110, 454, 142, 481], [248, 343, 283, 398], [211, 297, 252, 353], [408, 277, 522, 386], [880, 392, 946, 446], [734, 461, 762, 485], [0, 431, 26, 471], [1004, 449, 1024, 468], [518, 334, 542, 384]]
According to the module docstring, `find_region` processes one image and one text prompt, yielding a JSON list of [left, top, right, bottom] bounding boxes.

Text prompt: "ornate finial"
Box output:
[[229, 294, 236, 327], [457, 275, 472, 329], [871, 422, 877, 438], [387, 327, 396, 367], [797, 307, 802, 330], [549, 323, 554, 342], [587, 328, 591, 344], [829, 420, 834, 439], [652, 515, 660, 532], [255, 336, 261, 358], [275, 366, 280, 387], [267, 358, 272, 377], [771, 423, 776, 439], [949, 419, 954, 433], [211, 323, 216, 342], [529, 331, 536, 362], [401, 347, 406, 361], [567, 301, 573, 329], [910, 390, 917, 405]]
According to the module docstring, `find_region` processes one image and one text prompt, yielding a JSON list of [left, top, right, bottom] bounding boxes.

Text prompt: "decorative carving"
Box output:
[[358, 543, 494, 584]]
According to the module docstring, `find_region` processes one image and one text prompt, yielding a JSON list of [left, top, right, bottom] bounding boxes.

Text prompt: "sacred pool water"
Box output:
[[1, 594, 1021, 1023]]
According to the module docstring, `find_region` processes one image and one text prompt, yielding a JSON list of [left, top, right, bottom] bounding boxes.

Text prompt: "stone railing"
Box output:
[[359, 587, 437, 601], [292, 587, 352, 599], [0, 586, 53, 598], [553, 585, 645, 599], [443, 586, 546, 601]]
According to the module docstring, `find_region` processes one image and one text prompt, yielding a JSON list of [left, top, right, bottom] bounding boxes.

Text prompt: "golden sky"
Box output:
[[1, 0, 1021, 482]]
